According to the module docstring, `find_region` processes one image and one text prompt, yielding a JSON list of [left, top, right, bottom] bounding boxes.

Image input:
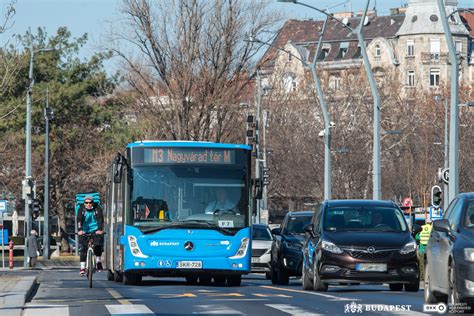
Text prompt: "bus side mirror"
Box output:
[[113, 153, 124, 183]]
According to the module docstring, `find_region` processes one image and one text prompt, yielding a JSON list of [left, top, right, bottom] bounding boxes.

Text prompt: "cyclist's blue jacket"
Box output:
[[77, 204, 104, 234]]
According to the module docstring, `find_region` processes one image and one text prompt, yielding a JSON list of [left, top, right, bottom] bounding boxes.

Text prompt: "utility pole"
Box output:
[[437, 0, 459, 204], [261, 110, 268, 224], [43, 89, 53, 260], [255, 71, 262, 224], [24, 29, 35, 268]]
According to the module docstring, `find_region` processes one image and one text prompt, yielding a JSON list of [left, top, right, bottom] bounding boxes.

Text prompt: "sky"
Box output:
[[2, 0, 473, 71]]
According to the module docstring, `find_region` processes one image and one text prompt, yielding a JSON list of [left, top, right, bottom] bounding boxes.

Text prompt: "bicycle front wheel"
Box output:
[[87, 249, 94, 288]]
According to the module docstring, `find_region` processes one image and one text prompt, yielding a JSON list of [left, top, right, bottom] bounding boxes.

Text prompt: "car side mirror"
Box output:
[[303, 223, 315, 237], [271, 228, 280, 236], [412, 224, 422, 235], [433, 219, 451, 233]]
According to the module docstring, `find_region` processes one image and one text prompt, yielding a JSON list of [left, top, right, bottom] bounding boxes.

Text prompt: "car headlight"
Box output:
[[400, 241, 417, 255], [284, 241, 302, 250], [464, 248, 474, 262], [321, 240, 343, 254]]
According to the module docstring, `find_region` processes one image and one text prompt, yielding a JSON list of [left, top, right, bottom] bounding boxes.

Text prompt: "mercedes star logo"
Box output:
[[367, 246, 376, 253], [184, 241, 194, 251]]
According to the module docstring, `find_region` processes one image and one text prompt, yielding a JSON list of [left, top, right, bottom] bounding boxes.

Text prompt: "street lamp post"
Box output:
[[278, 0, 382, 200], [437, 0, 459, 204], [23, 28, 55, 267]]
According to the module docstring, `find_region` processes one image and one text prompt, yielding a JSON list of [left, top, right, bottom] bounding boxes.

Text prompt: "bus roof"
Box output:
[[127, 141, 252, 151]]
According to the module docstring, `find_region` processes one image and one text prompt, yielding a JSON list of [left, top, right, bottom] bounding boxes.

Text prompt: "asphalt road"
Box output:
[[24, 270, 428, 315]]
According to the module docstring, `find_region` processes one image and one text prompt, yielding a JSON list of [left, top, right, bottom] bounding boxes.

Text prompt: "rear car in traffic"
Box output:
[[251, 224, 273, 279], [302, 200, 420, 292], [425, 192, 474, 309], [270, 211, 313, 285]]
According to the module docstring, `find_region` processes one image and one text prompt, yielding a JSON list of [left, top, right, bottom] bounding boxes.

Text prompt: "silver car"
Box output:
[[251, 224, 273, 279]]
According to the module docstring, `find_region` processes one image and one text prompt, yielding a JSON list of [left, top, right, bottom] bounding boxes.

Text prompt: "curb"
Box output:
[[0, 275, 37, 316]]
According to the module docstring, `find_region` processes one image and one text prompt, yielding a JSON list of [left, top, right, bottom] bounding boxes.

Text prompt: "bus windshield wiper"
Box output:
[[142, 220, 234, 235]]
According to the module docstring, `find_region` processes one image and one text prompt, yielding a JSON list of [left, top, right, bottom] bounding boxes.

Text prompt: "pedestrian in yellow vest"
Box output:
[[417, 218, 433, 254]]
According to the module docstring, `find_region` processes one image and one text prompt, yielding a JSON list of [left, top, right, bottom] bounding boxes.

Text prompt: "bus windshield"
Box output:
[[130, 165, 249, 232]]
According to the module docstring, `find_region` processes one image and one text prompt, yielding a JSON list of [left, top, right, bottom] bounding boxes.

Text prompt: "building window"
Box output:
[[455, 40, 462, 54], [317, 48, 330, 61], [430, 68, 440, 87], [282, 72, 297, 93], [406, 70, 415, 87], [430, 39, 440, 60], [375, 44, 381, 57], [406, 40, 414, 56], [329, 76, 341, 90], [336, 42, 349, 59]]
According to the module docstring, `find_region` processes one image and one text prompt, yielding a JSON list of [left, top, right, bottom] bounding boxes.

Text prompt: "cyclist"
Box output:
[[77, 195, 104, 276]]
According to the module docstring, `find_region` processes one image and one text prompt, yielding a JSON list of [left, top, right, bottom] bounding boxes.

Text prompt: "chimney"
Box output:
[[356, 10, 377, 17], [333, 12, 354, 19]]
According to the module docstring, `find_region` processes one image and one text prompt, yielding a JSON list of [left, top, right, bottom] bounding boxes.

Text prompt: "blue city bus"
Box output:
[[104, 141, 252, 286]]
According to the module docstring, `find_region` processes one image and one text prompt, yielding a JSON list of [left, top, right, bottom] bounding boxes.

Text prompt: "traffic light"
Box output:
[[32, 198, 41, 220], [246, 115, 257, 145], [431, 185, 442, 208]]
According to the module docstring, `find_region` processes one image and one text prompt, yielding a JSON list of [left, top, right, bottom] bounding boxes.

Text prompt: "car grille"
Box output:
[[252, 248, 268, 257], [345, 249, 398, 261]]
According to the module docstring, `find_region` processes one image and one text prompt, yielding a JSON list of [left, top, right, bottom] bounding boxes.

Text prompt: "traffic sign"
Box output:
[[403, 198, 412, 207], [441, 168, 449, 184]]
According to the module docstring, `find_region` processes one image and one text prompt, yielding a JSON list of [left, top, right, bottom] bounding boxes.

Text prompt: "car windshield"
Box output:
[[283, 215, 312, 235], [324, 206, 408, 232], [252, 226, 272, 241], [463, 201, 474, 229], [130, 165, 249, 232]]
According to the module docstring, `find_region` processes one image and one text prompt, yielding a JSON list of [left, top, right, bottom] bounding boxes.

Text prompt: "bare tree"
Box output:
[[107, 0, 280, 142]]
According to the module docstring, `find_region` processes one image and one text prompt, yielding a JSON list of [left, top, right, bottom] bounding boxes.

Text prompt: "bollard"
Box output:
[[8, 240, 14, 270]]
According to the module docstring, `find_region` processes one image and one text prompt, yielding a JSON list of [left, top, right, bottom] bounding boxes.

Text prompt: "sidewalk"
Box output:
[[0, 272, 37, 316], [0, 256, 78, 315]]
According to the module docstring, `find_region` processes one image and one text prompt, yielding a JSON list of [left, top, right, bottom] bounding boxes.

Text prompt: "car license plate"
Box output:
[[176, 261, 202, 269], [355, 263, 387, 272], [251, 257, 260, 263]]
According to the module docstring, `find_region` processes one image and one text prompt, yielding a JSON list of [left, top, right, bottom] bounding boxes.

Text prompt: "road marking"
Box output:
[[106, 304, 154, 315], [260, 285, 360, 301], [213, 298, 267, 301], [254, 293, 292, 298], [205, 292, 244, 297], [23, 303, 69, 316], [106, 287, 131, 305], [193, 304, 243, 314], [266, 304, 322, 316], [156, 293, 197, 298]]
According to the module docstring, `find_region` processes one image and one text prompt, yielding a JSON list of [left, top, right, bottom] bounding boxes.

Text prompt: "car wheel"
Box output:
[[424, 262, 437, 303], [405, 280, 419, 292], [448, 261, 460, 305], [302, 262, 312, 291], [312, 259, 328, 291], [277, 258, 289, 285], [271, 258, 278, 284], [199, 276, 212, 285], [389, 284, 403, 291]]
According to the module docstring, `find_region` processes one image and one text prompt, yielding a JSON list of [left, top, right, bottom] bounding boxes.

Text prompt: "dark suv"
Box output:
[[302, 200, 421, 292], [270, 211, 313, 285], [425, 192, 474, 309]]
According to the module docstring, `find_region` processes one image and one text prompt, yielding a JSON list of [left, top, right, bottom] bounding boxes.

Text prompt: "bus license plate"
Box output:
[[177, 261, 202, 269], [355, 263, 387, 272]]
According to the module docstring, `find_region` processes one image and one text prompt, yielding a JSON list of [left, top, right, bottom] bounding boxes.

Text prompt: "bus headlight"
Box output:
[[128, 236, 148, 258], [230, 237, 249, 259]]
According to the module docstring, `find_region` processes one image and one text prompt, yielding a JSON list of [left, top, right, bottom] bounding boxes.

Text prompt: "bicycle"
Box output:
[[79, 232, 104, 288]]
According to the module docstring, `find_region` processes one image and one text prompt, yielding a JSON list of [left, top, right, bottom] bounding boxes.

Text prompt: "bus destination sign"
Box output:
[[142, 148, 235, 164]]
